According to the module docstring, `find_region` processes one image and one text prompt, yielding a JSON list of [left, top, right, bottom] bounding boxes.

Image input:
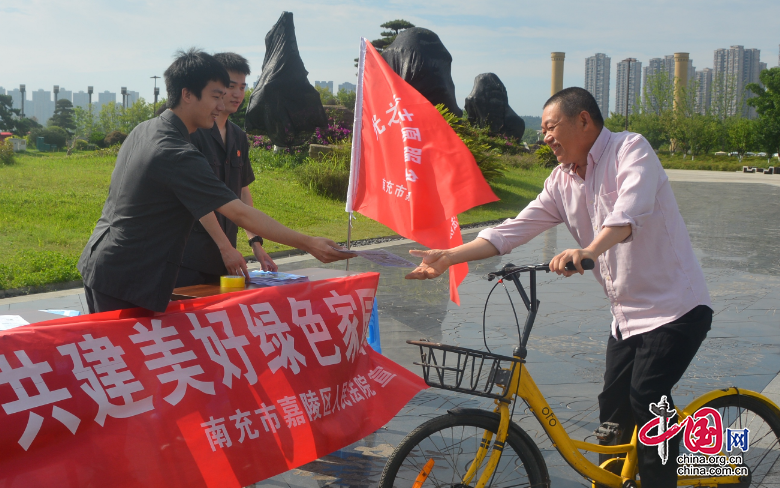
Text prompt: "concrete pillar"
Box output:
[[673, 52, 689, 110], [551, 52, 565, 96]]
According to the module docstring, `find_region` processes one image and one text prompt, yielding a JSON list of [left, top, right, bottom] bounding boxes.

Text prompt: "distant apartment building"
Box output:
[[615, 59, 642, 117], [661, 55, 694, 84], [72, 91, 90, 110], [584, 53, 610, 117], [642, 55, 695, 111], [56, 87, 72, 104], [8, 88, 24, 112], [694, 68, 713, 114], [95, 90, 116, 112], [126, 90, 140, 106], [314, 80, 334, 94], [32, 89, 54, 124], [713, 45, 761, 118], [0, 87, 5, 96], [338, 82, 356, 93]]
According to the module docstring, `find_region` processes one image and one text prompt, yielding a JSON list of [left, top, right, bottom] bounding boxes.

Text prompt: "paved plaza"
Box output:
[[1, 171, 779, 487]]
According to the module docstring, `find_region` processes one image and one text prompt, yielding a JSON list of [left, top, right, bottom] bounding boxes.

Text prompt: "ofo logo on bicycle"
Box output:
[[638, 395, 750, 477]]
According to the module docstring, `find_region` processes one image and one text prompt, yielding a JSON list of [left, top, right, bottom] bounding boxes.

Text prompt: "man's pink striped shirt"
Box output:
[[478, 127, 711, 339]]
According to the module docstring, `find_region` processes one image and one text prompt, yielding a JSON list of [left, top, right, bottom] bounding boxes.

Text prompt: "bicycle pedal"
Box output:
[[594, 422, 622, 442]]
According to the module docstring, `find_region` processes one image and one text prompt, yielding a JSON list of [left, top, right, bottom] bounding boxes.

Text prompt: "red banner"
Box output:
[[0, 274, 426, 488], [346, 39, 498, 304]]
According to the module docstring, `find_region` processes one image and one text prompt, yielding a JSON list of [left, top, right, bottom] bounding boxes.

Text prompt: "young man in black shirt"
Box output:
[[176, 52, 276, 287], [79, 49, 350, 314]]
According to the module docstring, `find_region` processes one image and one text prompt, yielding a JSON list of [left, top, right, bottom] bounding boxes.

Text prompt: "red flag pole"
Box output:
[[345, 37, 368, 270]]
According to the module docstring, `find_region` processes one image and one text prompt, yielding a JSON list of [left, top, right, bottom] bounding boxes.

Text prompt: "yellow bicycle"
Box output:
[[379, 260, 780, 487]]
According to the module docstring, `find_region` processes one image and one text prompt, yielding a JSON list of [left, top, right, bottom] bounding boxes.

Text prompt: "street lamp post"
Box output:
[[623, 58, 636, 131], [19, 84, 26, 118], [151, 75, 161, 115]]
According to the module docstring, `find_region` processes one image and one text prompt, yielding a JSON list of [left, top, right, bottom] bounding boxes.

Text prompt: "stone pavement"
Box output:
[[1, 173, 779, 487]]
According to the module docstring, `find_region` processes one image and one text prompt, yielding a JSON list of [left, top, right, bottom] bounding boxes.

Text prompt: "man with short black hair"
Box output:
[[407, 87, 712, 487], [79, 48, 349, 314], [176, 52, 276, 287]]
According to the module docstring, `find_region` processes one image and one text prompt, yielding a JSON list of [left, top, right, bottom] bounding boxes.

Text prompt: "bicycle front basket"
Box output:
[[408, 340, 524, 401]]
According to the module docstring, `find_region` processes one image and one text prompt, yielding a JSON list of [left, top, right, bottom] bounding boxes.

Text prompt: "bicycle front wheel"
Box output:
[[690, 394, 780, 487], [379, 412, 548, 488]]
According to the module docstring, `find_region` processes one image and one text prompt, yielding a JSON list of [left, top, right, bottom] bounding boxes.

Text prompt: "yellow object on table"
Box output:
[[220, 275, 246, 289]]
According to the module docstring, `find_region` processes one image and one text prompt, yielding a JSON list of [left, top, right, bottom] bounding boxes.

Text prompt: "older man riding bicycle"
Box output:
[[407, 87, 713, 487]]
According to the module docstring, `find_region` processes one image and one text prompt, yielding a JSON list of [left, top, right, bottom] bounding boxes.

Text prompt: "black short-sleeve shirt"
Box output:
[[77, 110, 239, 312], [179, 120, 255, 276]]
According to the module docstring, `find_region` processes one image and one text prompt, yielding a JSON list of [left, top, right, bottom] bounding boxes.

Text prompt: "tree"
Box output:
[[711, 73, 742, 120], [336, 88, 356, 109], [0, 94, 21, 133], [315, 85, 338, 105], [73, 106, 96, 139], [355, 19, 416, 66], [746, 67, 780, 160], [118, 98, 153, 133], [48, 99, 76, 133], [372, 20, 415, 51], [643, 72, 674, 116], [98, 101, 122, 134], [726, 117, 756, 163]]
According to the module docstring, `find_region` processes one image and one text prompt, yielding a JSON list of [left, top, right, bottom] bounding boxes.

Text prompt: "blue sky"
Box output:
[[2, 0, 779, 116]]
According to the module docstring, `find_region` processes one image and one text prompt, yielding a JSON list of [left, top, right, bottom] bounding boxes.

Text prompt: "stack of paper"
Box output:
[[247, 270, 309, 287]]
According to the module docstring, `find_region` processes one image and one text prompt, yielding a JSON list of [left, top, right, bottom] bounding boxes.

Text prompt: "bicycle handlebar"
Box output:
[[486, 258, 595, 281], [482, 258, 595, 356]]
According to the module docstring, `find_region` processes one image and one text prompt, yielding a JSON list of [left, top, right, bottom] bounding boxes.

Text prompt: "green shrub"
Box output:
[[0, 140, 15, 165], [43, 126, 68, 148], [27, 127, 68, 149], [535, 144, 558, 168], [73, 139, 91, 151], [436, 104, 505, 182], [89, 131, 106, 147], [294, 149, 351, 201], [104, 131, 127, 147]]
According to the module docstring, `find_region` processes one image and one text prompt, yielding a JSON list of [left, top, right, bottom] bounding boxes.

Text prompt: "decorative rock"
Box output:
[[464, 73, 525, 140], [381, 27, 462, 116], [245, 12, 327, 147]]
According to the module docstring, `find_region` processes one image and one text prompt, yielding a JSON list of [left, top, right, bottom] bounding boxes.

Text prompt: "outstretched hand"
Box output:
[[307, 237, 356, 263], [405, 249, 451, 280]]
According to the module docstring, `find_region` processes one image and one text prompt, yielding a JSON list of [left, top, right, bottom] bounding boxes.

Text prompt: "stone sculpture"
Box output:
[[381, 27, 462, 116], [245, 11, 327, 147], [464, 73, 525, 139]]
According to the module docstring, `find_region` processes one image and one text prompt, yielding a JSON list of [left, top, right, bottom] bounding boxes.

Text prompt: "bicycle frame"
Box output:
[[489, 362, 778, 487], [426, 263, 780, 487]]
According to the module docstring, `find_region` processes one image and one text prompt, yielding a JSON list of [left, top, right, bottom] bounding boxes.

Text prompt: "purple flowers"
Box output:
[[249, 115, 353, 152]]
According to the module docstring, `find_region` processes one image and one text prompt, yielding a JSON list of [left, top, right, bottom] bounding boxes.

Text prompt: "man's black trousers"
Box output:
[[598, 305, 712, 487]]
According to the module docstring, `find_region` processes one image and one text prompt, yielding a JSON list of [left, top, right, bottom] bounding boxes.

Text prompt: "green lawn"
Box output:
[[0, 151, 550, 290]]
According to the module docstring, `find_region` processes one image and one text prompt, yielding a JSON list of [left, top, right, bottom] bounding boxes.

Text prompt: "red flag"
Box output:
[[346, 39, 498, 304]]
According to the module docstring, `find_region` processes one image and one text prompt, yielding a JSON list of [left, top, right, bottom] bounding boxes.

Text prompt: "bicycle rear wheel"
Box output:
[[685, 394, 780, 487], [379, 412, 548, 488]]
